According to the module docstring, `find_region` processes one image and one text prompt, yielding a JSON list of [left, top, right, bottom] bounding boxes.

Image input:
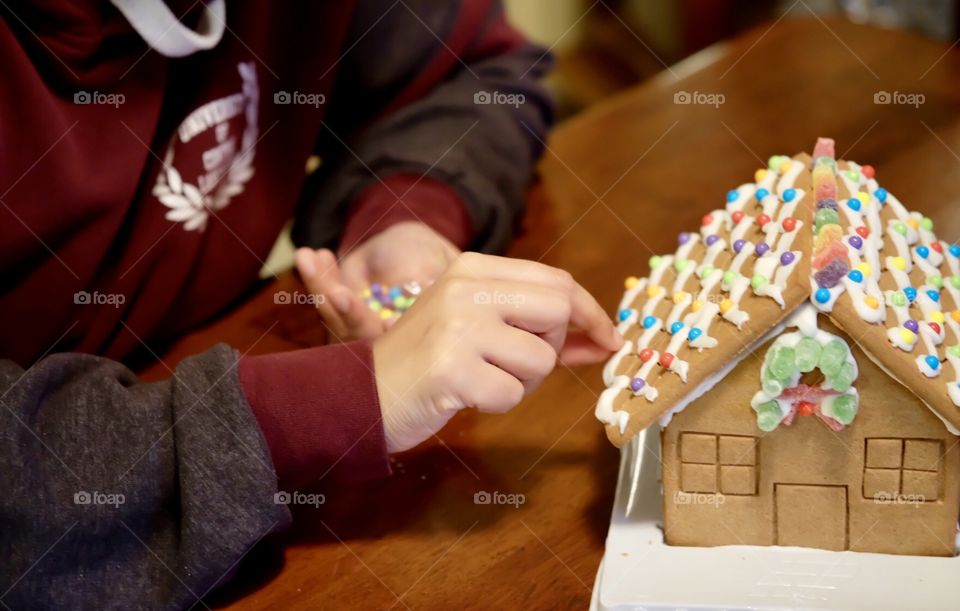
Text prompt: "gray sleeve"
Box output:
[[0, 344, 290, 610], [292, 0, 555, 254]]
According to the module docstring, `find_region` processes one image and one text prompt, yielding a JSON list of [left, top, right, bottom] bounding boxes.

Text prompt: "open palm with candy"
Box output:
[[295, 222, 460, 342]]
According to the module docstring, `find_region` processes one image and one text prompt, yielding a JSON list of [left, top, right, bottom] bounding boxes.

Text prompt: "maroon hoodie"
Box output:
[[0, 1, 552, 608]]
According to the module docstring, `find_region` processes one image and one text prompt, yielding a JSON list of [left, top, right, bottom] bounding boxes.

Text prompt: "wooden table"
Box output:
[[143, 16, 960, 610]]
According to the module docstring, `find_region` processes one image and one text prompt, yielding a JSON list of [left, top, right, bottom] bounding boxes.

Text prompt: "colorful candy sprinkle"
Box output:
[[861, 164, 875, 179], [856, 226, 870, 238], [848, 269, 863, 283], [625, 276, 639, 289], [780, 252, 795, 266], [865, 295, 879, 309], [925, 355, 941, 370], [733, 239, 746, 254], [873, 187, 888, 203], [688, 327, 703, 341], [927, 289, 940, 302], [659, 352, 674, 368], [642, 316, 657, 329], [639, 348, 654, 362], [916, 245, 930, 259], [782, 217, 797, 232], [705, 234, 719, 247], [755, 188, 769, 202], [630, 377, 645, 392], [719, 298, 733, 314], [649, 255, 663, 269], [755, 242, 770, 256], [849, 235, 863, 249], [783, 188, 797, 202], [618, 309, 632, 322], [726, 190, 739, 203], [757, 214, 771, 228], [905, 319, 919, 333], [678, 232, 691, 245], [815, 287, 831, 304], [847, 198, 861, 212], [891, 257, 907, 271], [905, 287, 918, 302], [670, 321, 684, 334], [921, 217, 934, 231], [901, 328, 916, 344], [731, 210, 745, 224], [950, 244, 960, 258], [751, 274, 767, 289]]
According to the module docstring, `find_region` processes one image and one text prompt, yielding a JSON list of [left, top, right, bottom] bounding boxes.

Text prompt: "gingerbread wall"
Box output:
[[660, 318, 960, 556]]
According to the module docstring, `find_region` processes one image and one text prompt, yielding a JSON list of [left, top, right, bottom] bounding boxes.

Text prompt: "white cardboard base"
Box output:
[[591, 428, 960, 610]]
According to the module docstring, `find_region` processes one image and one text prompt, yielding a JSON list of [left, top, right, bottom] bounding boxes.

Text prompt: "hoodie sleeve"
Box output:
[[0, 345, 291, 610], [292, 0, 555, 254]]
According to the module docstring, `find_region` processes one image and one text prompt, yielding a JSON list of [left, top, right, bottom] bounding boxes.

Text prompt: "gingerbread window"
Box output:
[[862, 438, 942, 501], [679, 433, 758, 495]]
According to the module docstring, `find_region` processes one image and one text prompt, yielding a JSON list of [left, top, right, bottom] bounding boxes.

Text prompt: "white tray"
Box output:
[[591, 428, 960, 610]]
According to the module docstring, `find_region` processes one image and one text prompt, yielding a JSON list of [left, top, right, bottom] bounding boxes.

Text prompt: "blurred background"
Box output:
[[504, 0, 958, 117]]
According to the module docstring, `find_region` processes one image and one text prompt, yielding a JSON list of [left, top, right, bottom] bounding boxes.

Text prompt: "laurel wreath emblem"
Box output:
[[152, 62, 258, 232]]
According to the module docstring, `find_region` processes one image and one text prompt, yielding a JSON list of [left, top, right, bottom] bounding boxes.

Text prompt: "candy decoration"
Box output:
[[925, 355, 941, 370], [951, 244, 960, 258], [874, 187, 888, 203], [642, 315, 657, 329], [733, 239, 746, 254], [783, 188, 797, 202], [755, 242, 770, 256], [904, 319, 919, 333], [815, 288, 831, 304], [618, 309, 632, 322], [659, 352, 674, 368], [855, 226, 870, 238], [731, 210, 745, 224], [670, 321, 684, 334], [916, 245, 930, 259], [678, 232, 691, 245], [705, 234, 719, 247], [848, 235, 863, 250], [780, 252, 796, 266], [688, 327, 703, 341], [847, 198, 861, 212], [755, 188, 769, 201], [848, 269, 863, 283], [757, 214, 771, 228], [630, 377, 645, 392], [905, 286, 918, 302], [639, 348, 654, 362], [814, 258, 850, 289], [362, 281, 421, 317], [861, 164, 875, 179], [782, 217, 797, 232], [726, 190, 738, 203]]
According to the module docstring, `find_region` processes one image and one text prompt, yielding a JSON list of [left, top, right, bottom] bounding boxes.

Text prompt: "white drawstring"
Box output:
[[110, 0, 226, 58]]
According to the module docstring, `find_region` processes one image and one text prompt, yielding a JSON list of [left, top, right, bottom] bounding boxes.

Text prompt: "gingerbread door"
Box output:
[[775, 484, 848, 550]]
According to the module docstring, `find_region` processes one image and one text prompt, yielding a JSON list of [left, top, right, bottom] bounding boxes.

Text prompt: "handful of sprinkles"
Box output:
[[362, 281, 421, 320]]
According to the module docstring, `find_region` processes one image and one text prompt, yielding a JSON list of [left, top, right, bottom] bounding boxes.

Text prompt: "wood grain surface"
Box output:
[[140, 16, 960, 611]]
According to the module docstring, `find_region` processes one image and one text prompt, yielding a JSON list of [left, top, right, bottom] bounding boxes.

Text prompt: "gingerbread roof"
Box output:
[[597, 138, 960, 447]]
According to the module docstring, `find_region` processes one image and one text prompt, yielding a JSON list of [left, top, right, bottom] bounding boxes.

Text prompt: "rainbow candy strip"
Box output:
[[810, 137, 851, 304]]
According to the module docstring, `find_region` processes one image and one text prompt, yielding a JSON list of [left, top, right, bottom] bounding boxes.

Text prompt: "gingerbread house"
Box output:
[[596, 138, 960, 556]]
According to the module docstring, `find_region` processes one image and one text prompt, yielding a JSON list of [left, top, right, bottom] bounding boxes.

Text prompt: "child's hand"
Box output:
[[295, 222, 459, 342], [373, 252, 624, 453]]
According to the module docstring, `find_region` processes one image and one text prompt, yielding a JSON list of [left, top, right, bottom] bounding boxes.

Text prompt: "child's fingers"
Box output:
[[557, 330, 617, 367], [296, 248, 349, 336], [481, 324, 557, 394], [452, 253, 621, 352], [330, 285, 384, 340]]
